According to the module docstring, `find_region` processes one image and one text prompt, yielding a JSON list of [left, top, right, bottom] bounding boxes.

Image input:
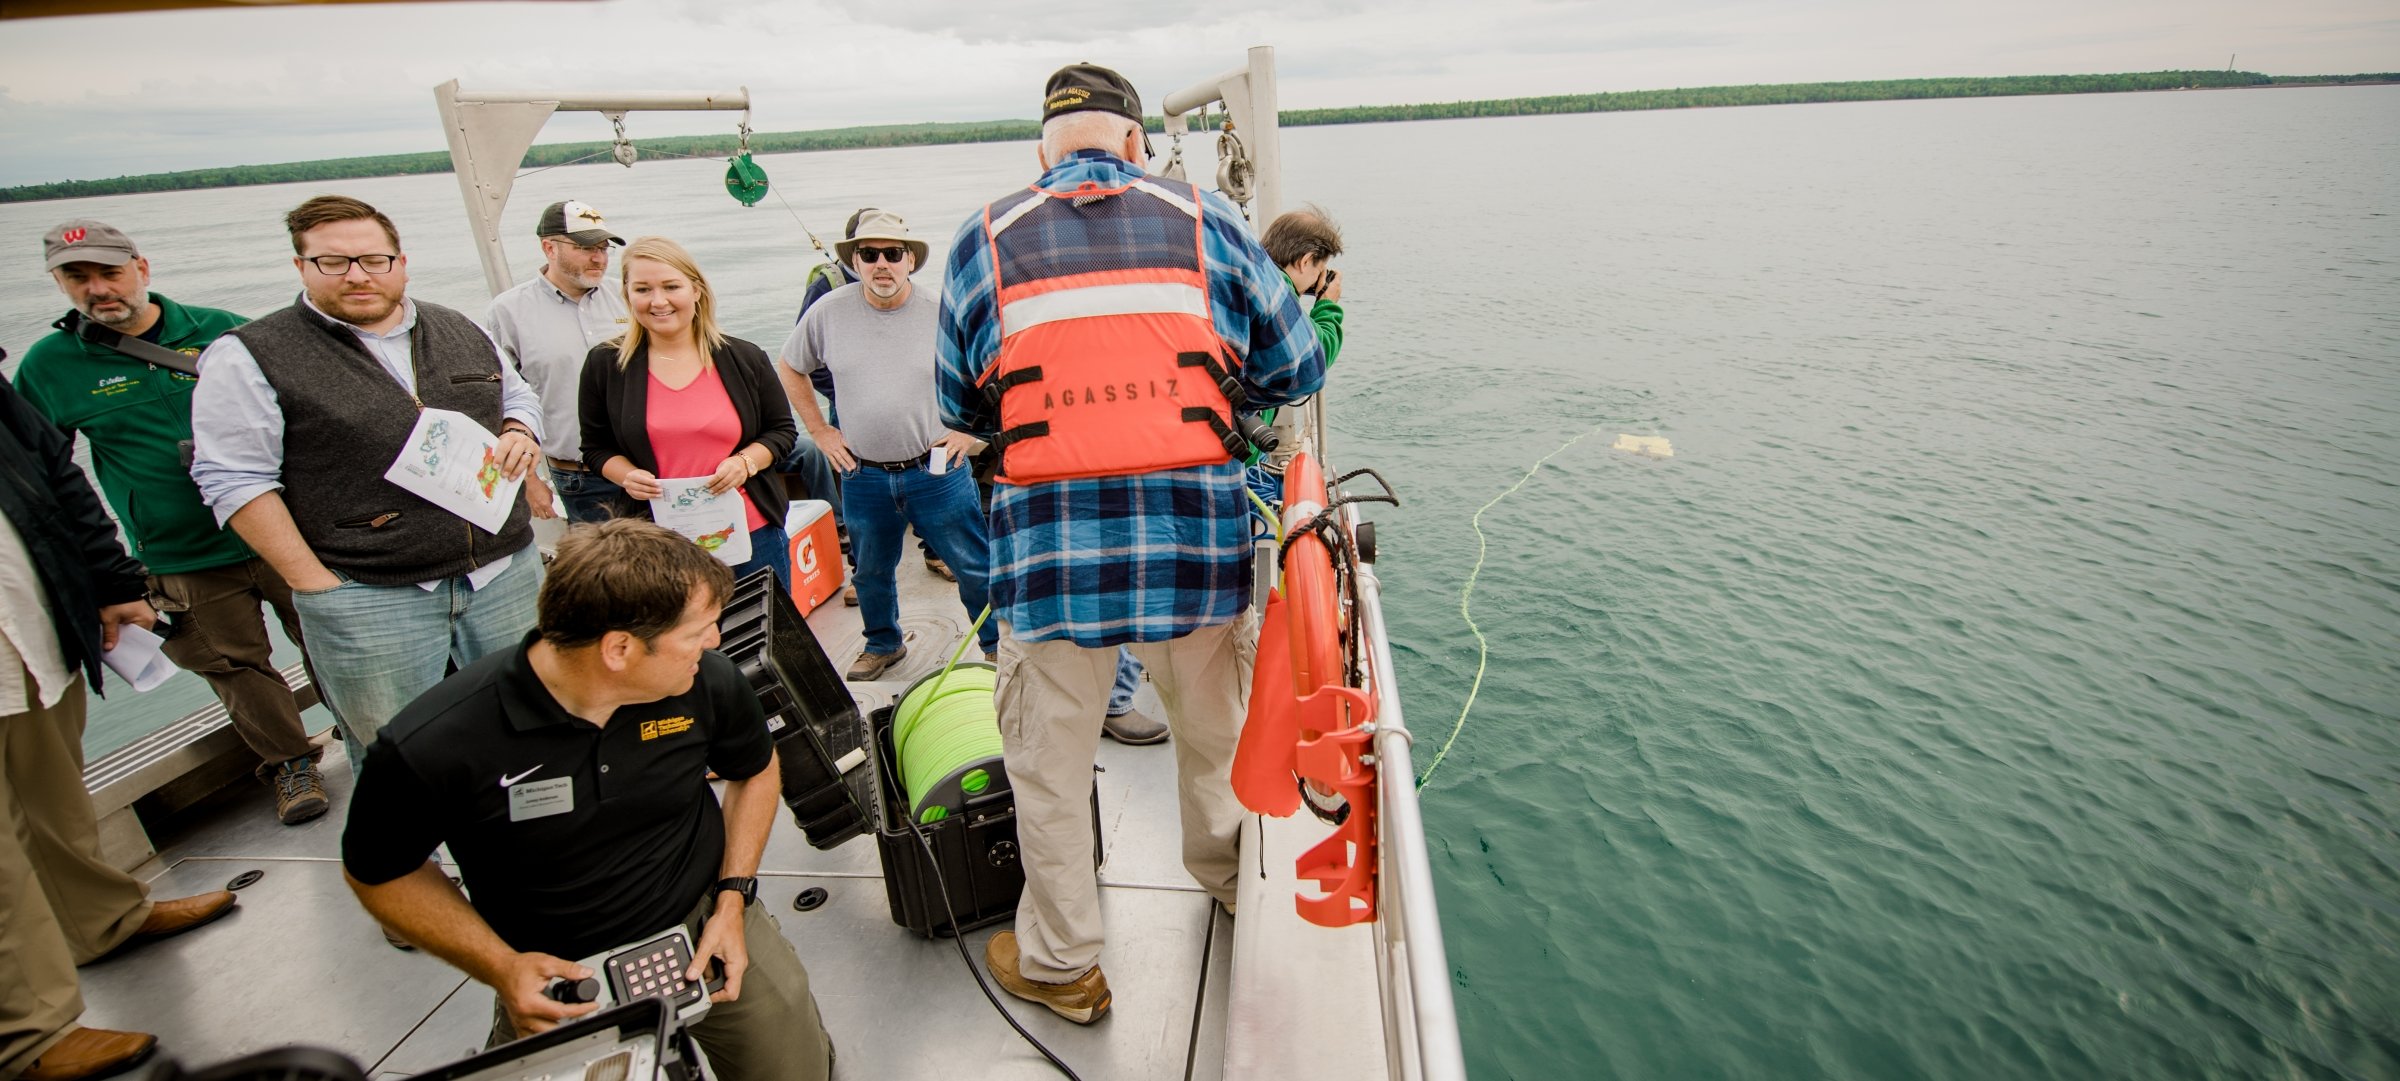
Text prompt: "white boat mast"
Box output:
[[432, 81, 751, 297]]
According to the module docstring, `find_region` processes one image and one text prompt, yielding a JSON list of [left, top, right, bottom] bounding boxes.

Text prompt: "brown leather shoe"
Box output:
[[102, 891, 237, 958], [21, 1027, 156, 1081], [985, 930, 1111, 1024]]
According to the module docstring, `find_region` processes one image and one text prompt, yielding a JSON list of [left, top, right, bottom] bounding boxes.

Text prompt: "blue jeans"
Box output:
[[731, 523, 790, 591], [1107, 648, 1142, 717], [553, 466, 635, 524], [778, 434, 843, 522], [839, 462, 996, 656], [288, 552, 543, 774]]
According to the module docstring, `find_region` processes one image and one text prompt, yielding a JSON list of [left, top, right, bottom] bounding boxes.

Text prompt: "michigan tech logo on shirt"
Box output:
[[640, 716, 696, 741]]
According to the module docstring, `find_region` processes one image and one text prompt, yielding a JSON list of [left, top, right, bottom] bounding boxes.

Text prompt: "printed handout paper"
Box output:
[[649, 477, 752, 566], [382, 408, 523, 534]]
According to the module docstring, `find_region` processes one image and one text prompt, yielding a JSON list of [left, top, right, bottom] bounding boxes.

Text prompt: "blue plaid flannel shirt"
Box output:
[[936, 150, 1324, 646]]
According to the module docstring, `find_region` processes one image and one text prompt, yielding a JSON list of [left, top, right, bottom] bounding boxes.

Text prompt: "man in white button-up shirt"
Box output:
[[190, 196, 547, 806], [485, 200, 631, 523]]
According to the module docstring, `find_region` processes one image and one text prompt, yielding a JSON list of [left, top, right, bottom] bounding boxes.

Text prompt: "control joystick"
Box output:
[[544, 976, 602, 1004]]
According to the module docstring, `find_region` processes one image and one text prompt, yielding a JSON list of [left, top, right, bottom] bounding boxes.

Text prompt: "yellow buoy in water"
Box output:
[[1612, 434, 1674, 459]]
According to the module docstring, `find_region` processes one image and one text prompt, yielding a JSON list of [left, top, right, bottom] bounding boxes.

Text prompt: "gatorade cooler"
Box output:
[[785, 500, 842, 615]]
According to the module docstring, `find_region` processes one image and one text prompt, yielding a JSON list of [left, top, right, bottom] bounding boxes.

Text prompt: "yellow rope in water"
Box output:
[[1417, 425, 1607, 789]]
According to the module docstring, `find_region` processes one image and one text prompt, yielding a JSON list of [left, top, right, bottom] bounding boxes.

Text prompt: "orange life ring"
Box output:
[[1229, 450, 1381, 926], [1280, 451, 1342, 700]]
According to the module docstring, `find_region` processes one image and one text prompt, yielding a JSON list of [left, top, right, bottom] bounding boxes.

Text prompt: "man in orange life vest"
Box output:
[[934, 63, 1324, 1022]]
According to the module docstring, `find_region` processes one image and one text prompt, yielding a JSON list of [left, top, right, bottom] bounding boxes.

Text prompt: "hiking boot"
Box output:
[[846, 646, 908, 681], [20, 1027, 156, 1081], [272, 758, 330, 825], [925, 555, 956, 582], [984, 931, 1111, 1024], [1103, 708, 1170, 745]]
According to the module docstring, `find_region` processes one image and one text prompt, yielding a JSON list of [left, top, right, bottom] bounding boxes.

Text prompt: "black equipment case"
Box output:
[[868, 705, 1104, 938], [717, 569, 873, 848], [715, 569, 1102, 936]]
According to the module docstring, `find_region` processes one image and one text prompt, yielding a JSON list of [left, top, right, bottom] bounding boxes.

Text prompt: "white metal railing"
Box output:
[[431, 82, 751, 297], [1165, 46, 1465, 1078], [1349, 535, 1468, 1081]]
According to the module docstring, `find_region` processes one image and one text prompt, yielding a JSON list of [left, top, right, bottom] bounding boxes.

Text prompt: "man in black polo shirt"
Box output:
[[340, 520, 830, 1081]]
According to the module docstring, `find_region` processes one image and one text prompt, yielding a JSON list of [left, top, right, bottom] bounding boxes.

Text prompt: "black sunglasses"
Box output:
[[853, 245, 909, 264]]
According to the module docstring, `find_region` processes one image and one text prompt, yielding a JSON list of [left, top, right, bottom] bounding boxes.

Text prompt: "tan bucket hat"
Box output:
[[835, 209, 930, 267]]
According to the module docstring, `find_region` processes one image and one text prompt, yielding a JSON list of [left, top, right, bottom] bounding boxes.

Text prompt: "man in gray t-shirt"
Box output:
[[776, 211, 996, 679]]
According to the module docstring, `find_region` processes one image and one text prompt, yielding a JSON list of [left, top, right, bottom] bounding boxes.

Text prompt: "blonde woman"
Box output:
[[578, 237, 797, 584]]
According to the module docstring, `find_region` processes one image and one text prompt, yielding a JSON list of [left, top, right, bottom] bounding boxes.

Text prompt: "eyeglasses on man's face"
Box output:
[[304, 254, 399, 275], [854, 246, 909, 265]]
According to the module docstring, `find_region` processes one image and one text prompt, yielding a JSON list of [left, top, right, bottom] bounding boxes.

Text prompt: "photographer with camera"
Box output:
[[1239, 206, 1347, 507]]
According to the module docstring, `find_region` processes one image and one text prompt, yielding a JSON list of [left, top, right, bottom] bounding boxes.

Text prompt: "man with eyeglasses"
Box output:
[[12, 220, 334, 827], [776, 211, 996, 680], [191, 196, 546, 853], [484, 200, 631, 523]]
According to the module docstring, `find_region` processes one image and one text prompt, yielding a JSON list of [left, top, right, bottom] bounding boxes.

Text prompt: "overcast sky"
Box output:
[[1, 0, 2392, 186]]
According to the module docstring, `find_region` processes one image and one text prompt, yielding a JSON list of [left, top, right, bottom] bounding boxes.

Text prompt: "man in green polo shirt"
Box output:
[[12, 220, 330, 826]]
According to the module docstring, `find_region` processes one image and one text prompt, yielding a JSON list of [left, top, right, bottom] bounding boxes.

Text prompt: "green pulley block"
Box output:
[[725, 153, 770, 206]]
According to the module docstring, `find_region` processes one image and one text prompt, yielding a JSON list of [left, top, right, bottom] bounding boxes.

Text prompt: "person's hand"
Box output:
[[618, 468, 664, 501], [288, 565, 342, 594], [931, 430, 980, 469], [97, 600, 158, 651], [706, 454, 754, 496], [492, 952, 600, 1038], [495, 427, 542, 481], [1317, 268, 1343, 303], [811, 426, 857, 472], [687, 898, 750, 1004], [525, 472, 559, 520]]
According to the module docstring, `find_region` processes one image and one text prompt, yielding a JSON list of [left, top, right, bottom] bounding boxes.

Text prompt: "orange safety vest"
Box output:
[[975, 175, 1247, 485]]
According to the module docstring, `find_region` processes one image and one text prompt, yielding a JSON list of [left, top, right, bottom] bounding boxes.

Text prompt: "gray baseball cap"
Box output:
[[44, 219, 140, 272]]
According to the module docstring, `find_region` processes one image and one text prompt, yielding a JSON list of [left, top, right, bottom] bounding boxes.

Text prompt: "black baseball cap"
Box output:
[[1044, 63, 1142, 122], [1043, 63, 1153, 160]]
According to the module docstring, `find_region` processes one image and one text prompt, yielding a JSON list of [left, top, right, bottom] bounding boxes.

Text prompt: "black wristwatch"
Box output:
[[714, 876, 759, 907]]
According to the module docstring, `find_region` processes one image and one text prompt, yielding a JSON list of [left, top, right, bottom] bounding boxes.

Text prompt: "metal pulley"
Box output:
[[1216, 120, 1254, 212], [605, 112, 638, 167], [1157, 125, 1188, 182], [725, 114, 770, 206]]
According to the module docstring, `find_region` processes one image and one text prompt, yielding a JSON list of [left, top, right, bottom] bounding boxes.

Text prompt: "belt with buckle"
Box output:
[[545, 456, 589, 473], [851, 455, 921, 473]]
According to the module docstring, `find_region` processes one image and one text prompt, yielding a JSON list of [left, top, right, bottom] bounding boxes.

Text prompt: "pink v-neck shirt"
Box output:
[[646, 364, 765, 530]]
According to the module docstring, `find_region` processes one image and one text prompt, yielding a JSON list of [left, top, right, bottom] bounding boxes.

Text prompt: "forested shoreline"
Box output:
[[6, 70, 2391, 203]]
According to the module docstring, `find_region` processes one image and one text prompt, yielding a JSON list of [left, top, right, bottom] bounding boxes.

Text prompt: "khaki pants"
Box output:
[[1, 672, 154, 1080], [995, 613, 1258, 982], [489, 897, 831, 1081], [149, 558, 320, 779]]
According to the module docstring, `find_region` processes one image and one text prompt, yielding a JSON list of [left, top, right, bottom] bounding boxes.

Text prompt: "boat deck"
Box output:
[[75, 550, 1244, 1080]]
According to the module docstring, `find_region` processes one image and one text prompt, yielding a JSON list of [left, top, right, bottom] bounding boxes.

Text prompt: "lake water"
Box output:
[[4, 84, 2396, 1080]]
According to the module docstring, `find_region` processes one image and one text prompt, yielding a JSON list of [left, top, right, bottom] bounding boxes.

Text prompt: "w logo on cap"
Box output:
[[62, 227, 87, 245]]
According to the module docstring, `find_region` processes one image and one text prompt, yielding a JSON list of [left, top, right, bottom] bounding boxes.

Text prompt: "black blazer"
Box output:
[[0, 377, 149, 694], [579, 335, 797, 526]]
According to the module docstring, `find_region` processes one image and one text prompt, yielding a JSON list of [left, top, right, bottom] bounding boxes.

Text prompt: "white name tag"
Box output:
[[508, 776, 575, 822]]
